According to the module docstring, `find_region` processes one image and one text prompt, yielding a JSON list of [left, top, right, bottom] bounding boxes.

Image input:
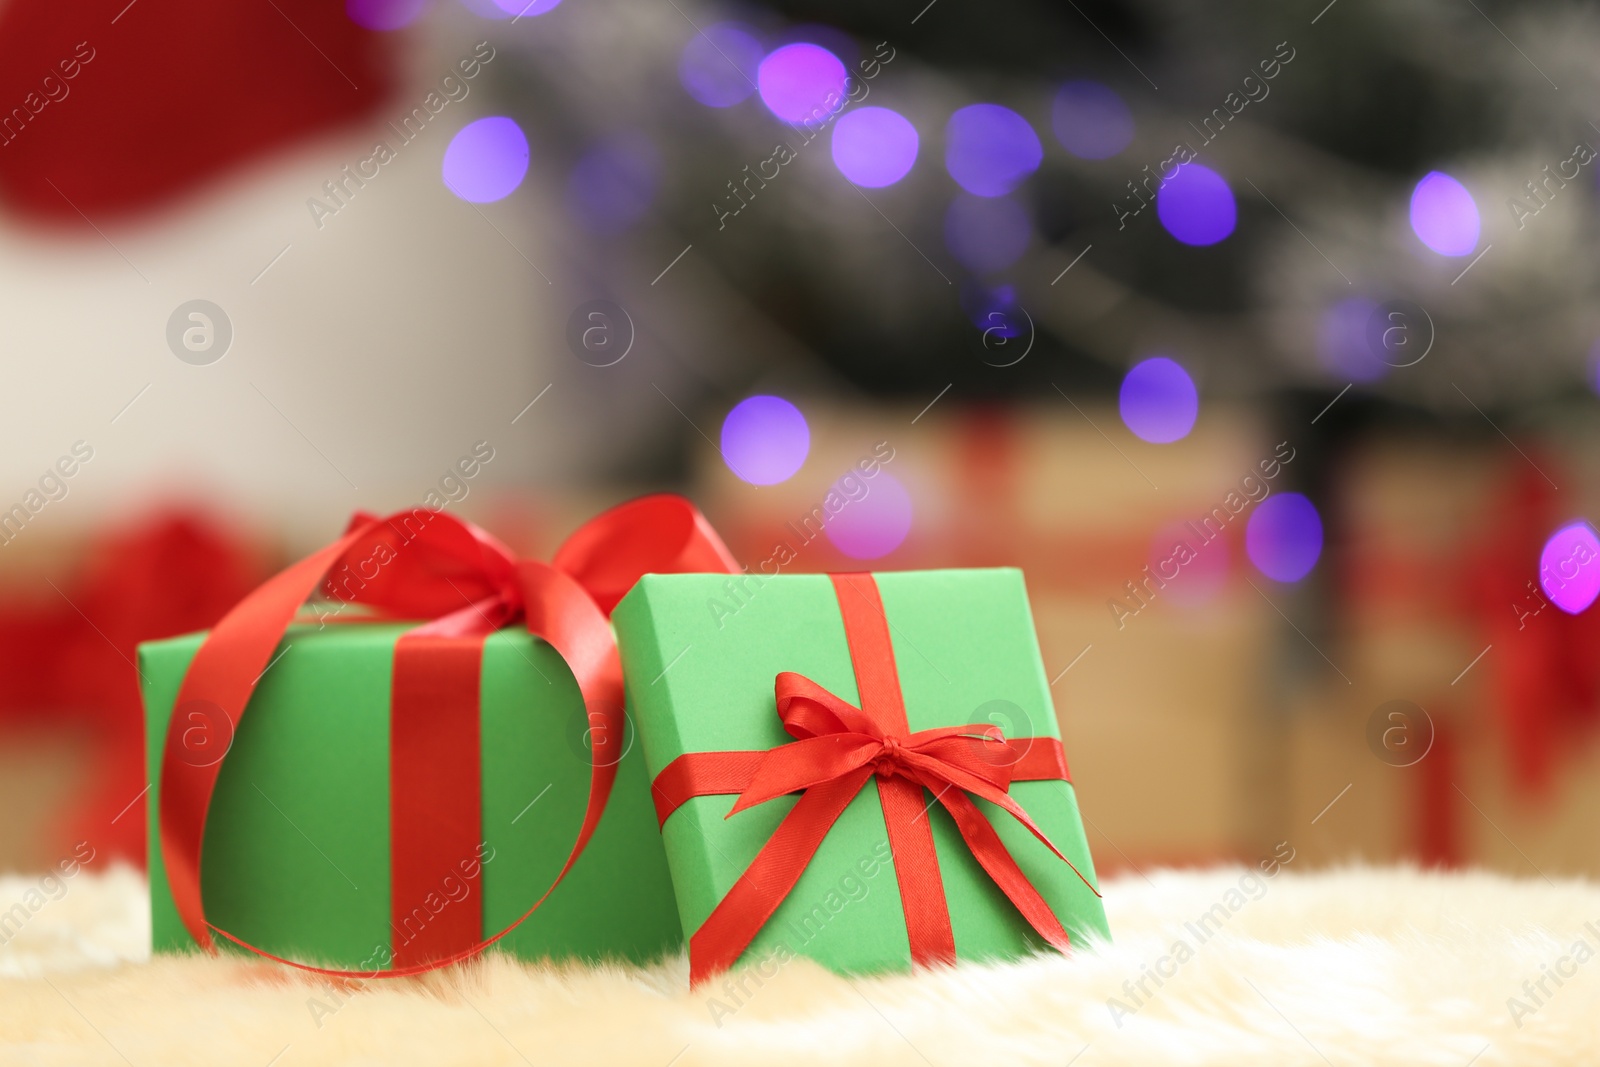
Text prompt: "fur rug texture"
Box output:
[[0, 864, 1596, 1065]]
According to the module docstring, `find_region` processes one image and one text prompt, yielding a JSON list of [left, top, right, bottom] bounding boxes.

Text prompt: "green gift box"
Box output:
[[613, 567, 1109, 981], [141, 622, 681, 968]]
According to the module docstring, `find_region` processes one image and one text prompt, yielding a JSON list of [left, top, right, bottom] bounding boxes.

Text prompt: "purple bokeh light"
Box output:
[[720, 396, 810, 485], [679, 23, 763, 107], [1317, 297, 1388, 382], [1410, 171, 1479, 256], [1246, 492, 1323, 582], [459, 0, 558, 17], [758, 43, 848, 125], [491, 0, 561, 15], [347, 0, 427, 31], [442, 117, 529, 203], [944, 104, 1043, 197], [824, 469, 913, 559], [567, 134, 660, 233], [1051, 81, 1134, 160], [831, 107, 919, 187], [959, 282, 1025, 337], [1156, 163, 1236, 246], [1539, 521, 1600, 614], [944, 194, 1031, 274], [1149, 520, 1230, 608], [1119, 357, 1198, 443]]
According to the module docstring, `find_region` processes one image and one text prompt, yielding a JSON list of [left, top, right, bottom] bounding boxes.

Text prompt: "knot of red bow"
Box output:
[[323, 493, 730, 640], [729, 672, 1026, 811]]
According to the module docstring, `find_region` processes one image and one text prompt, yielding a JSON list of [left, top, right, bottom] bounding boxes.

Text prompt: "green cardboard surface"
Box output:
[[612, 568, 1110, 976], [141, 622, 681, 967]]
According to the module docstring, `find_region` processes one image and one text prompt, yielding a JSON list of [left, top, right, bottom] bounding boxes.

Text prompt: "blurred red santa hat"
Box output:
[[0, 0, 397, 224]]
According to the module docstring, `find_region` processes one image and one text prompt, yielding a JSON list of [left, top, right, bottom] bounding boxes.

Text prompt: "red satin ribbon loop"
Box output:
[[158, 494, 735, 976]]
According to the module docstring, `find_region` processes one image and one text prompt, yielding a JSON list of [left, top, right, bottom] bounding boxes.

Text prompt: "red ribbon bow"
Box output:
[[159, 494, 737, 976], [737, 674, 1049, 823], [649, 573, 1099, 984]]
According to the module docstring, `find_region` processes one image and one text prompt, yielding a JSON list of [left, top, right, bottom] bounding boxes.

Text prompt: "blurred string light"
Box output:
[[1246, 492, 1323, 582], [458, 0, 561, 17], [1409, 171, 1479, 256], [720, 395, 810, 485], [1119, 356, 1198, 443], [679, 23, 763, 107], [494, 0, 561, 13], [1051, 81, 1134, 160], [1149, 520, 1229, 607], [567, 133, 660, 233], [1539, 520, 1600, 614], [1156, 162, 1235, 246], [944, 193, 1030, 274], [442, 117, 529, 203], [758, 43, 847, 124], [959, 282, 1025, 336], [346, 0, 427, 31], [945, 104, 1042, 197], [1317, 297, 1388, 382], [831, 107, 918, 187], [824, 470, 913, 559]]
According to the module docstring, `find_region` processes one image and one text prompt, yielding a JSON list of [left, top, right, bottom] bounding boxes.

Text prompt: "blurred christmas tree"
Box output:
[[484, 0, 1600, 422]]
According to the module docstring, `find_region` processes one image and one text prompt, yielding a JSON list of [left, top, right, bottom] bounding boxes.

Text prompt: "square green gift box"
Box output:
[[613, 568, 1109, 983], [141, 624, 681, 969]]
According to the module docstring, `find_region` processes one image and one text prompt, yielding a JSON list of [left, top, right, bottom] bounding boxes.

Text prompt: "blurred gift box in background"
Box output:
[[3, 0, 1600, 894]]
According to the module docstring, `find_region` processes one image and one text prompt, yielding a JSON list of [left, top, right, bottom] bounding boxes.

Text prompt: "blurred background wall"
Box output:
[[2, 0, 1600, 892]]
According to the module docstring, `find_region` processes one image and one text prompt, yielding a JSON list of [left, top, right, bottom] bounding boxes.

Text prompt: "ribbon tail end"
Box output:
[[1062, 855, 1102, 898]]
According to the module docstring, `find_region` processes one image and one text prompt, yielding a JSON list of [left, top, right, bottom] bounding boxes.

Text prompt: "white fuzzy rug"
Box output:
[[0, 864, 1594, 1065]]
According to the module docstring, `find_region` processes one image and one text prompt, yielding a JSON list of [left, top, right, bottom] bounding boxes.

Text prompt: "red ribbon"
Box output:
[[159, 494, 737, 976], [649, 573, 1099, 985]]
